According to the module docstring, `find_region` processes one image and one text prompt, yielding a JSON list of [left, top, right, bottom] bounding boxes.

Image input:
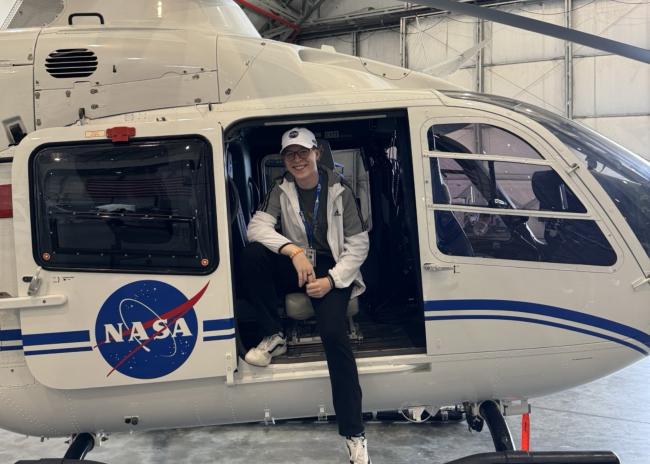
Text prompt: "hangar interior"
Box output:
[[0, 0, 648, 463]]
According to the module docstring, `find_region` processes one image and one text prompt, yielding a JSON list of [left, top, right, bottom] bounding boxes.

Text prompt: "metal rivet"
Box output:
[[66, 90, 71, 97], [27, 54, 33, 60], [225, 88, 231, 95], [34, 92, 40, 99], [193, 74, 199, 80], [90, 88, 98, 94], [91, 104, 99, 109], [194, 98, 201, 103], [36, 119, 41, 126]]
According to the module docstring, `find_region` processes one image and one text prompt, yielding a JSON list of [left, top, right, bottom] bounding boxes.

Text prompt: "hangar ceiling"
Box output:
[[234, 0, 508, 41]]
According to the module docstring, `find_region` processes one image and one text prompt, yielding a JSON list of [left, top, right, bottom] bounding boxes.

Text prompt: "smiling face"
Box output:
[[282, 144, 321, 187]]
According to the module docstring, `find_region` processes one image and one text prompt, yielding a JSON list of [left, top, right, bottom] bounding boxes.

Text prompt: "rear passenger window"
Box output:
[[426, 123, 616, 267], [31, 137, 218, 274]]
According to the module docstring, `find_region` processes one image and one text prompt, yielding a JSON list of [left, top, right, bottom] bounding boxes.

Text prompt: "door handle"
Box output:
[[423, 263, 454, 272], [632, 275, 650, 290]]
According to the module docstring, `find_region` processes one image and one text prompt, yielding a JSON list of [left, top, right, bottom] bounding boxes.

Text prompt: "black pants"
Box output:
[[239, 242, 364, 437]]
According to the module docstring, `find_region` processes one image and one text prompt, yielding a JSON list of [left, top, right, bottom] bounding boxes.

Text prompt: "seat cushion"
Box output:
[[285, 293, 359, 321]]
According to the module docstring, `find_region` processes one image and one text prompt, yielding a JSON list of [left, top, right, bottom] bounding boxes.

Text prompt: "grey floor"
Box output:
[[1, 358, 649, 464]]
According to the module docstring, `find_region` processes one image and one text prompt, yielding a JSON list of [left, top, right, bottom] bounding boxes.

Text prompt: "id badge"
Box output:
[[305, 247, 317, 267]]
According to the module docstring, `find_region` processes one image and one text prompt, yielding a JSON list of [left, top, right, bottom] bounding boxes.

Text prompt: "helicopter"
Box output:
[[0, 1, 647, 463]]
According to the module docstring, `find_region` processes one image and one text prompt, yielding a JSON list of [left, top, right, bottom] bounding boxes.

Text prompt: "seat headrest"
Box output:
[[318, 139, 335, 170]]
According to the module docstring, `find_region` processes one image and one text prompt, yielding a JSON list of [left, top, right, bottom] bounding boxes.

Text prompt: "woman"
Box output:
[[239, 127, 371, 464]]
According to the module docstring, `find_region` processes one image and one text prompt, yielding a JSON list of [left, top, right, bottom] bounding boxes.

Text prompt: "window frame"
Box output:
[[421, 117, 621, 271], [28, 135, 219, 276]]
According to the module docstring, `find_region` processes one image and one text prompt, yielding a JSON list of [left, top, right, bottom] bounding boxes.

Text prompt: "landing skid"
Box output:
[[13, 403, 621, 464], [15, 433, 108, 464], [451, 400, 620, 464]]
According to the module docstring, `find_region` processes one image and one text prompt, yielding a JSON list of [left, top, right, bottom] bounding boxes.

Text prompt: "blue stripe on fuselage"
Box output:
[[425, 314, 648, 356], [424, 299, 650, 353], [22, 330, 90, 346], [24, 346, 93, 356], [203, 318, 235, 332], [0, 329, 22, 341]]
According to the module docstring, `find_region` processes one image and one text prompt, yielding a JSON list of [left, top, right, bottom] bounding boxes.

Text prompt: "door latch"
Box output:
[[27, 267, 42, 296], [423, 263, 455, 273], [566, 163, 580, 175]]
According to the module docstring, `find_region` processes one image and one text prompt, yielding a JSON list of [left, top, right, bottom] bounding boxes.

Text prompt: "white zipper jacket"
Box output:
[[247, 167, 369, 299]]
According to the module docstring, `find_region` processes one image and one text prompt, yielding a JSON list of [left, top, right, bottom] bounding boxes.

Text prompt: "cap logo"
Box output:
[[289, 130, 299, 138]]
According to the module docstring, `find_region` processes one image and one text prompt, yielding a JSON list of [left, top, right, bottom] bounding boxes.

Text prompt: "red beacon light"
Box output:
[[106, 127, 136, 143], [0, 184, 12, 219]]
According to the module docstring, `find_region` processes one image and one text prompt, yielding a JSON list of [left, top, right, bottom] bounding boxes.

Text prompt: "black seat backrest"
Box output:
[[429, 159, 474, 257], [226, 148, 249, 267], [318, 139, 335, 170], [228, 141, 256, 222], [531, 170, 586, 213]]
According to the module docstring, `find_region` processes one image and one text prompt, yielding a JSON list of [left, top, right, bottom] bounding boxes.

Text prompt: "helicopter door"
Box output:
[[11, 119, 237, 389], [408, 107, 649, 357]]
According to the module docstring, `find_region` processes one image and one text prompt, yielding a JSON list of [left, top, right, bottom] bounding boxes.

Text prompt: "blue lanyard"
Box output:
[[298, 174, 321, 247]]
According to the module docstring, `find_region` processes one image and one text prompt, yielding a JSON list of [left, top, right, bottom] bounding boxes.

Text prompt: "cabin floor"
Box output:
[[1, 358, 648, 463], [239, 302, 427, 364]]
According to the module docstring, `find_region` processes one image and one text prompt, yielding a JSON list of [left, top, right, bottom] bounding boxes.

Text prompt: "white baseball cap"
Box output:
[[280, 127, 317, 154]]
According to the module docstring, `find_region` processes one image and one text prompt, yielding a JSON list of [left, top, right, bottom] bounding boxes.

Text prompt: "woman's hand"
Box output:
[[306, 277, 332, 299], [292, 252, 315, 287]]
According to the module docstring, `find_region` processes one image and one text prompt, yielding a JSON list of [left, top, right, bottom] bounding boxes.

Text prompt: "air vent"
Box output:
[[45, 48, 98, 79]]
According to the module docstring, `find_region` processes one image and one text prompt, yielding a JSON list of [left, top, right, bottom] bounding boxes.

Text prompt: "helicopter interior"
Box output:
[[226, 111, 428, 363]]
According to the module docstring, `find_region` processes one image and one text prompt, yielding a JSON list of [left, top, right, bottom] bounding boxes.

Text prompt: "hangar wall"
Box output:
[[300, 0, 650, 160]]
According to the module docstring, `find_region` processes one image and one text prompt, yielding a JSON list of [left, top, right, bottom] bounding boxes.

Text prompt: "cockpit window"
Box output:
[[426, 116, 617, 266], [441, 90, 650, 259], [434, 158, 587, 214], [30, 137, 218, 274], [429, 123, 542, 159]]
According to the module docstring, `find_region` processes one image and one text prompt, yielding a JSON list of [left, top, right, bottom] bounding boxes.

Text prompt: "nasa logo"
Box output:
[[289, 130, 299, 138], [95, 280, 208, 379]]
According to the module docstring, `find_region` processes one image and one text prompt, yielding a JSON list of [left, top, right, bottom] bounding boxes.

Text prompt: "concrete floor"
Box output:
[[1, 358, 649, 464]]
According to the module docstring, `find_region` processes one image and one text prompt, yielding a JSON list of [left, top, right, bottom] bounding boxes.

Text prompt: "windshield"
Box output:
[[441, 90, 650, 259]]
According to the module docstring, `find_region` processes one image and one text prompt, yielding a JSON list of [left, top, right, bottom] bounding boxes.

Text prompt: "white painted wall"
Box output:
[[359, 29, 401, 66]]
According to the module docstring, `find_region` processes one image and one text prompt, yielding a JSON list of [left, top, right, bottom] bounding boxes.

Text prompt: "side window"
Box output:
[[432, 158, 587, 213], [31, 137, 218, 274], [429, 123, 542, 159], [427, 123, 616, 267]]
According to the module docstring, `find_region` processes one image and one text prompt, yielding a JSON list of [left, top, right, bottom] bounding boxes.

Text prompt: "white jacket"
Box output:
[[247, 167, 369, 299]]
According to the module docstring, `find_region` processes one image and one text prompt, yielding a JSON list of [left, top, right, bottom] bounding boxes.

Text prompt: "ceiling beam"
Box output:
[[235, 0, 300, 32], [401, 0, 650, 64], [295, 5, 442, 40]]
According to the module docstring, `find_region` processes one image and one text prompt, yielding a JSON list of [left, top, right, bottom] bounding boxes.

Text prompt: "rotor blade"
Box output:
[[423, 38, 489, 77], [400, 0, 650, 64]]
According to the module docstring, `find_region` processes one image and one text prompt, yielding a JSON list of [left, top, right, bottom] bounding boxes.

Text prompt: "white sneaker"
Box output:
[[244, 333, 287, 367], [346, 435, 371, 464]]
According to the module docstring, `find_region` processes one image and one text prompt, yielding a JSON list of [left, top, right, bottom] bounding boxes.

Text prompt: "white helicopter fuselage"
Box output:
[[0, 0, 648, 439]]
